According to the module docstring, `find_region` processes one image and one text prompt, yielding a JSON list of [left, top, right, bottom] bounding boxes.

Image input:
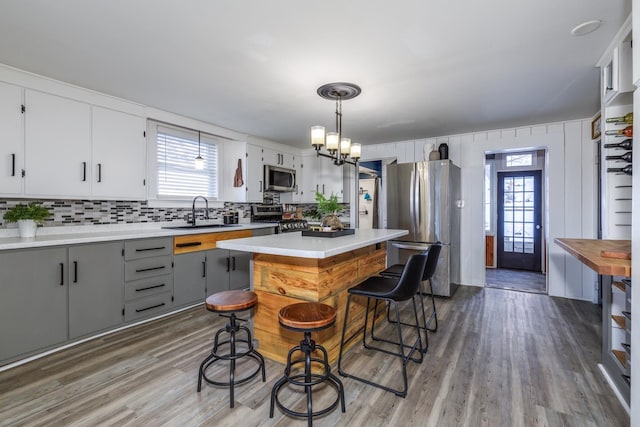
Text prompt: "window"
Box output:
[[153, 123, 219, 200], [505, 153, 532, 167]]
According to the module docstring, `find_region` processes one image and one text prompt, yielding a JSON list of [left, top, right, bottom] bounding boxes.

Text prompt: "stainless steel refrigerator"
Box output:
[[386, 160, 461, 297]]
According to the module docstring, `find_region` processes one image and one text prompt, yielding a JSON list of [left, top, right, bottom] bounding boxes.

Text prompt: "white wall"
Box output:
[[362, 119, 598, 301]]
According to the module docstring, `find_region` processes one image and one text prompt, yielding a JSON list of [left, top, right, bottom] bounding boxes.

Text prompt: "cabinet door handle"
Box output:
[[11, 153, 15, 177], [135, 246, 166, 252], [135, 302, 165, 313], [60, 262, 64, 286], [73, 261, 78, 283], [176, 242, 202, 248], [135, 266, 166, 273], [82, 162, 87, 182], [97, 163, 102, 183], [316, 184, 319, 193], [202, 261, 206, 278], [259, 180, 263, 192], [135, 283, 166, 292], [232, 256, 236, 271], [323, 184, 325, 194], [226, 257, 230, 272]]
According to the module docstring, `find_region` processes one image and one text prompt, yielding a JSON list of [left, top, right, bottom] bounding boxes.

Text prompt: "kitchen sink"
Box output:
[[161, 224, 240, 230]]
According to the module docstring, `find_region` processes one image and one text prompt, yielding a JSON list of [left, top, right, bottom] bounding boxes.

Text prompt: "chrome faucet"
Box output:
[[191, 195, 209, 226]]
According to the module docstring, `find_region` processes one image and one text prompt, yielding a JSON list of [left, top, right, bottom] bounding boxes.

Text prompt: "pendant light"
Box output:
[[311, 82, 362, 166], [194, 131, 204, 170]]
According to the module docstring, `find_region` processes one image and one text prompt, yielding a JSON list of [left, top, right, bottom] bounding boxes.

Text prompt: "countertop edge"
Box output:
[[216, 229, 408, 259], [0, 223, 277, 251]]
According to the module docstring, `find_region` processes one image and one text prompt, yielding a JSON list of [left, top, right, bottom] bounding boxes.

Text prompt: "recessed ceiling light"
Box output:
[[571, 20, 602, 36]]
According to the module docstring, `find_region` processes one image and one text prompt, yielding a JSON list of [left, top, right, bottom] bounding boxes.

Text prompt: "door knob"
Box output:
[[535, 225, 541, 230]]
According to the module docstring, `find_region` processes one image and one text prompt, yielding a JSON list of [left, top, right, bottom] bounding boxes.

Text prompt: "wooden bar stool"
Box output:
[[269, 302, 345, 426], [197, 290, 265, 408]]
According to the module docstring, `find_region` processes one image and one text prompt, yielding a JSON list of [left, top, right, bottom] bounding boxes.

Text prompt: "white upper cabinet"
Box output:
[[91, 106, 146, 199], [245, 143, 265, 202], [262, 147, 295, 169], [24, 90, 92, 198], [0, 82, 23, 195], [302, 154, 343, 202], [634, 3, 640, 86]]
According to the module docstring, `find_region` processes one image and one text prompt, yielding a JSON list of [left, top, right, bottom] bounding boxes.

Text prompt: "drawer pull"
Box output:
[[135, 283, 166, 292], [135, 266, 166, 273], [135, 246, 166, 252], [136, 302, 165, 313], [176, 242, 202, 248]]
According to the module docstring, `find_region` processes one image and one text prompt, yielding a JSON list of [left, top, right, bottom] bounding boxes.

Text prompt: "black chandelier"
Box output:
[[310, 82, 361, 166]]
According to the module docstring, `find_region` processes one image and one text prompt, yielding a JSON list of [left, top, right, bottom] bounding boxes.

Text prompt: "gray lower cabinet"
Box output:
[[174, 248, 252, 306], [229, 250, 251, 290], [0, 247, 68, 362], [68, 242, 124, 339], [124, 237, 174, 322], [204, 249, 251, 294], [174, 251, 207, 307]]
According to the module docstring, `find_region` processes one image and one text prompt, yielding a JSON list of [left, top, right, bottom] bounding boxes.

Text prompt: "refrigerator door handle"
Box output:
[[392, 242, 431, 251], [410, 164, 417, 237]]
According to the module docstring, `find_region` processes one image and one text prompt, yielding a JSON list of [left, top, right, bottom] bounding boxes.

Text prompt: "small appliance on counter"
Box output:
[[251, 204, 283, 222]]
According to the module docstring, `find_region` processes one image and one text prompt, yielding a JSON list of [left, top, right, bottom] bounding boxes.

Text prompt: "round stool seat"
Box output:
[[205, 290, 257, 313], [278, 302, 336, 331]]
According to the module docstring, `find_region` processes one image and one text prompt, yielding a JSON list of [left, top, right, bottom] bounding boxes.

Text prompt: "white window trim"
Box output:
[[146, 120, 225, 207]]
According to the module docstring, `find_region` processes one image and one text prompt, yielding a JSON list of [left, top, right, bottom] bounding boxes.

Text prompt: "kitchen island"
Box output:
[[217, 229, 408, 364]]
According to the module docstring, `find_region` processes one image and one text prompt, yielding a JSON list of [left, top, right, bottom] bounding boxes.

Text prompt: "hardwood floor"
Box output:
[[485, 267, 547, 293], [0, 286, 628, 426]]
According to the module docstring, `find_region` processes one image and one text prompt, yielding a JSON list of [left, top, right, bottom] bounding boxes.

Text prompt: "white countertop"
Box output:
[[0, 222, 277, 251], [216, 228, 408, 259]]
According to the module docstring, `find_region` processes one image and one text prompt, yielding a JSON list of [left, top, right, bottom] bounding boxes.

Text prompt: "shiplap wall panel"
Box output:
[[360, 118, 595, 300], [563, 120, 586, 299]]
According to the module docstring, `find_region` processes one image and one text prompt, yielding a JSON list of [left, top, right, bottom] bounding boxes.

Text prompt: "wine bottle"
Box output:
[[605, 126, 633, 137], [607, 165, 632, 175], [604, 139, 633, 150], [605, 151, 632, 162], [606, 112, 633, 124]]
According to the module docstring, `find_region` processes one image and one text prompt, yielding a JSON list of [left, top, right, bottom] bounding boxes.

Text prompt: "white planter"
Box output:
[[17, 219, 38, 238]]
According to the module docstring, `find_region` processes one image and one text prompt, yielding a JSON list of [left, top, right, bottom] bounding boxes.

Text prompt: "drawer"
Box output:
[[125, 238, 173, 261], [173, 230, 252, 254], [124, 274, 174, 301], [124, 291, 173, 323], [125, 255, 173, 281]]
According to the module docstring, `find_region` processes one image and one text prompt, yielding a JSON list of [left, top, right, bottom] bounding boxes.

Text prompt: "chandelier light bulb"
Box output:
[[311, 126, 325, 147], [340, 138, 351, 155], [326, 132, 339, 152], [350, 143, 361, 160]]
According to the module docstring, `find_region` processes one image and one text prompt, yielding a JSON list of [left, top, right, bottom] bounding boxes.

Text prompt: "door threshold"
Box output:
[[485, 283, 547, 295]]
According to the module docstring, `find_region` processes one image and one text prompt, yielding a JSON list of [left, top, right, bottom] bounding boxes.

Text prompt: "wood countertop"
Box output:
[[554, 238, 631, 277]]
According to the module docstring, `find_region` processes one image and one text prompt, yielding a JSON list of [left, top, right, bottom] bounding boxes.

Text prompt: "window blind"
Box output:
[[156, 125, 218, 199]]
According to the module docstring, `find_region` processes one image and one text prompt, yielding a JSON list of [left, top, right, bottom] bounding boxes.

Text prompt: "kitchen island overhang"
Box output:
[[216, 229, 408, 364]]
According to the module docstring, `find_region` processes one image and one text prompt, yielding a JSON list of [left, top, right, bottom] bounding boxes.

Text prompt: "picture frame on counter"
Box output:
[[591, 113, 601, 139]]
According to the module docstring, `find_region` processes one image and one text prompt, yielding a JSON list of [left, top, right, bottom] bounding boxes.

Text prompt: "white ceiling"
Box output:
[[0, 1, 632, 148]]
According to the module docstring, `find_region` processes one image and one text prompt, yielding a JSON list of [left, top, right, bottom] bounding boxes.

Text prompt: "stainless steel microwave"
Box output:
[[264, 164, 296, 192]]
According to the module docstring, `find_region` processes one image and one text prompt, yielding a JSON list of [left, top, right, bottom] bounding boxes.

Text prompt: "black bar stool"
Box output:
[[378, 243, 442, 353], [338, 252, 427, 398], [197, 290, 265, 408], [270, 302, 346, 426]]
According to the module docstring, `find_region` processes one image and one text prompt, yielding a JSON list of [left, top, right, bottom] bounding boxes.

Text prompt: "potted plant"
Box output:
[[315, 192, 344, 230], [3, 202, 51, 238]]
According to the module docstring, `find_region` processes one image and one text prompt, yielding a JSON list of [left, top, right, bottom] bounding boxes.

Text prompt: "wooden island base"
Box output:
[[252, 242, 387, 365]]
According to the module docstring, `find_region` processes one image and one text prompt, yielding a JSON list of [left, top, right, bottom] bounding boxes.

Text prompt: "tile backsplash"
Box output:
[[0, 199, 252, 228]]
